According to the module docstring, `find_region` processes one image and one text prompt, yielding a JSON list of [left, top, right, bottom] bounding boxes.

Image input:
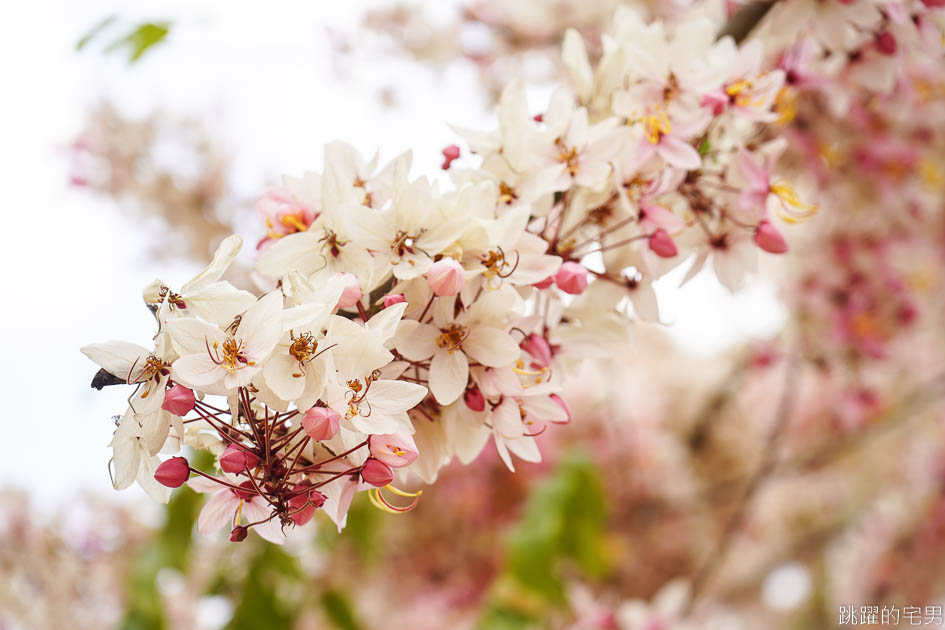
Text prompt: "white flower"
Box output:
[[167, 291, 284, 393], [394, 294, 521, 405], [143, 235, 256, 327]]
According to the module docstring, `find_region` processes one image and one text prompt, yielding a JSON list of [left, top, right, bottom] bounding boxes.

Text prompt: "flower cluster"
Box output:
[[84, 8, 818, 543]]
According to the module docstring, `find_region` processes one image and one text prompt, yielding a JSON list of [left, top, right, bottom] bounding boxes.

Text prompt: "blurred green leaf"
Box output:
[[482, 451, 610, 626], [105, 22, 170, 62], [698, 137, 711, 155], [321, 589, 363, 630], [226, 543, 304, 630]]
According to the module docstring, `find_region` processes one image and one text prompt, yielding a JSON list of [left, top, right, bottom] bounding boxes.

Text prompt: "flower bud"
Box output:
[[219, 444, 260, 474], [369, 433, 419, 468], [162, 385, 196, 416], [464, 387, 486, 412], [441, 144, 461, 169], [335, 273, 363, 309], [533, 276, 554, 289], [361, 458, 394, 487], [549, 393, 572, 424], [302, 407, 340, 441], [521, 333, 552, 367], [426, 258, 466, 296], [754, 220, 789, 254], [154, 456, 189, 488], [229, 526, 248, 542], [382, 293, 406, 308], [875, 31, 897, 55], [288, 482, 325, 526], [648, 229, 678, 258], [555, 262, 588, 295]]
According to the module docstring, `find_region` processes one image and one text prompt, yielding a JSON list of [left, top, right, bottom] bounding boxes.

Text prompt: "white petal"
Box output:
[[80, 341, 151, 380], [182, 234, 244, 293], [463, 328, 520, 367], [429, 349, 468, 405]]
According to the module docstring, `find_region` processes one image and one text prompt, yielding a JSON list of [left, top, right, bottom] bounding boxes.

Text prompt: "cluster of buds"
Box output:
[[84, 8, 832, 543]]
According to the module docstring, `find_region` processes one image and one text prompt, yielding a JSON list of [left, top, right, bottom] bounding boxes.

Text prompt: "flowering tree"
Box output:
[[81, 3, 943, 600]]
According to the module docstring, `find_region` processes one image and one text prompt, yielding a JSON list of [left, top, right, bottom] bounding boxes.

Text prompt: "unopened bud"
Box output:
[[426, 258, 466, 296], [219, 444, 260, 474], [875, 31, 897, 55], [555, 261, 588, 295], [301, 407, 340, 441], [162, 385, 196, 416], [382, 293, 406, 308], [754, 220, 789, 254], [441, 144, 461, 169], [533, 276, 554, 289], [648, 229, 678, 258], [229, 525, 248, 542], [464, 387, 486, 412], [154, 456, 189, 488], [361, 458, 394, 487]]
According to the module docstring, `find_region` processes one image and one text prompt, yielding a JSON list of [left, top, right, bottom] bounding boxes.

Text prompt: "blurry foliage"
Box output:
[[480, 452, 611, 628], [77, 17, 171, 63]]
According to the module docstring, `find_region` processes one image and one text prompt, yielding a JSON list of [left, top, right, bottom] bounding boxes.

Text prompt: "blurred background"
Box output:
[[2, 1, 943, 629]]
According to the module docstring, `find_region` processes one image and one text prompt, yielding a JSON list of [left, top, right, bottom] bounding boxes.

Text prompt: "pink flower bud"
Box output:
[[219, 444, 260, 474], [754, 220, 789, 254], [555, 261, 588, 295], [288, 482, 326, 526], [533, 276, 554, 289], [368, 433, 419, 468], [875, 31, 897, 55], [229, 526, 248, 542], [382, 293, 406, 308], [301, 407, 340, 441], [549, 393, 571, 424], [361, 458, 394, 487], [648, 229, 678, 258], [162, 385, 196, 416], [154, 457, 189, 488], [464, 387, 486, 412], [335, 273, 363, 309], [521, 333, 552, 367], [441, 144, 461, 169], [426, 258, 466, 296]]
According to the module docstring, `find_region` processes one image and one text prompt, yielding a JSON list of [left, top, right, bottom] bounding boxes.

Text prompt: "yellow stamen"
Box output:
[[770, 180, 818, 223]]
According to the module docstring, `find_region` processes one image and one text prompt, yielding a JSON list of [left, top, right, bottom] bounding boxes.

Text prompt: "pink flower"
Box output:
[[256, 187, 315, 250], [369, 433, 419, 468], [162, 385, 196, 416], [555, 261, 588, 295], [426, 258, 466, 296], [301, 407, 341, 441], [188, 475, 285, 544], [361, 458, 394, 487], [154, 457, 190, 488]]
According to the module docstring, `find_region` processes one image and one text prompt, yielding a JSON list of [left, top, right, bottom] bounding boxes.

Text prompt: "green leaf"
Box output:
[[321, 589, 363, 630], [697, 137, 711, 155], [105, 22, 170, 63], [487, 451, 611, 617]]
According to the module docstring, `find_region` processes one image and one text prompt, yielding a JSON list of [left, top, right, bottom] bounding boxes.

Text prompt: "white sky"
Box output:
[[0, 0, 784, 510]]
